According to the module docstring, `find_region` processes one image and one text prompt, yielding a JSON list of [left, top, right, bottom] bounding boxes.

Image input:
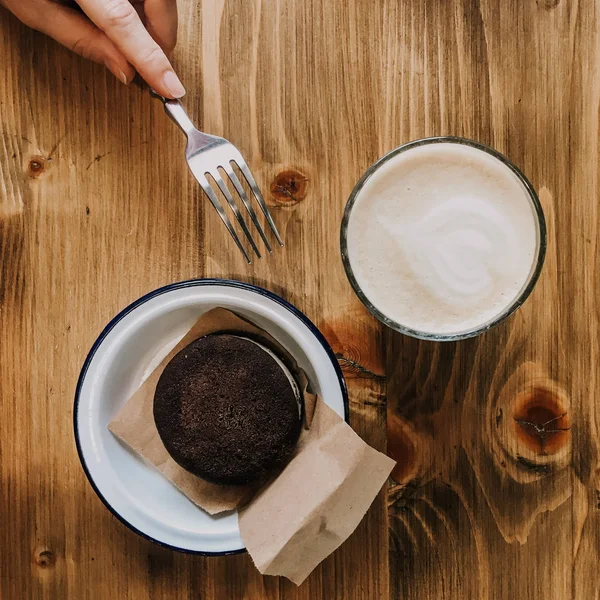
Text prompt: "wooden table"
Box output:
[[1, 0, 599, 598]]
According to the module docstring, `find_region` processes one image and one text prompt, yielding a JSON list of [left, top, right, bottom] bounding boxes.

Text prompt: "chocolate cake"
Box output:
[[153, 333, 302, 485]]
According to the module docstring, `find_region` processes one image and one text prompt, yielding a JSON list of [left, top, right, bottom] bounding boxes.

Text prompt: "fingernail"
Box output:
[[163, 70, 186, 98]]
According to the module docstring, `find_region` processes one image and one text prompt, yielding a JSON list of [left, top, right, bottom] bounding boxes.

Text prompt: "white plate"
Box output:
[[74, 279, 349, 555]]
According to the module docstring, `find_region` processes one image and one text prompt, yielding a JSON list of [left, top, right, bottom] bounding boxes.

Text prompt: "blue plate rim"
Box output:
[[73, 278, 350, 556]]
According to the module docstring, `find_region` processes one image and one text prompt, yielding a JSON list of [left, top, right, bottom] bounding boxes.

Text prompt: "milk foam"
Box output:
[[346, 142, 540, 335]]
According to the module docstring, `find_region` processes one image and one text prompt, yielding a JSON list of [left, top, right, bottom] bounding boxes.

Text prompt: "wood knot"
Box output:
[[513, 387, 570, 455], [34, 549, 56, 568], [270, 169, 308, 205], [336, 353, 385, 381], [27, 156, 48, 178], [319, 317, 384, 380]]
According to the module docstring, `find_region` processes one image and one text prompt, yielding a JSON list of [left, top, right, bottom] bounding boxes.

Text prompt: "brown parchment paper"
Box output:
[[108, 307, 395, 584]]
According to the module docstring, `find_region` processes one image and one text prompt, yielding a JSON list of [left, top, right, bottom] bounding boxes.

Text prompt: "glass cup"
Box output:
[[340, 137, 547, 341]]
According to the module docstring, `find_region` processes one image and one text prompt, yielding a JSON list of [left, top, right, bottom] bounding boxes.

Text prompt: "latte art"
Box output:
[[345, 141, 541, 336], [384, 197, 518, 303]]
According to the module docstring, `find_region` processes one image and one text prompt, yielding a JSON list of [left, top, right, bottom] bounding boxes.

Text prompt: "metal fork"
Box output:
[[150, 90, 283, 263]]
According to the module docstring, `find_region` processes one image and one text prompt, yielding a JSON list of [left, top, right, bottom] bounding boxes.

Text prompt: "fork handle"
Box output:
[[149, 88, 196, 136]]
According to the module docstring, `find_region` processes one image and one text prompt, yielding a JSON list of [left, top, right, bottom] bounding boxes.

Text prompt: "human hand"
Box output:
[[0, 0, 185, 98]]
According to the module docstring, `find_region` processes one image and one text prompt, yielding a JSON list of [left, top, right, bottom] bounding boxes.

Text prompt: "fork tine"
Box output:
[[233, 159, 284, 247], [223, 164, 272, 253], [197, 174, 251, 264], [211, 171, 261, 258]]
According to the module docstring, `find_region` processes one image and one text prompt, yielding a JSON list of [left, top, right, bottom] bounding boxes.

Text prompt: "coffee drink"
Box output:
[[342, 139, 545, 339]]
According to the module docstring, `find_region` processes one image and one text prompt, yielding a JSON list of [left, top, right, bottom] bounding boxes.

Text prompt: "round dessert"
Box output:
[[153, 333, 302, 485]]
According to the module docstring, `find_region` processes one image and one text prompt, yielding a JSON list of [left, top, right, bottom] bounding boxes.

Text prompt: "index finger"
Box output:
[[77, 0, 185, 97]]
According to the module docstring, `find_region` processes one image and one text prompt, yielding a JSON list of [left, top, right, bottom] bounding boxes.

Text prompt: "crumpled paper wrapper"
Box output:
[[109, 307, 395, 585]]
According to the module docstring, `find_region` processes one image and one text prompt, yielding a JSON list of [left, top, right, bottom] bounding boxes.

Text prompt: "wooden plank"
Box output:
[[386, 1, 600, 599], [0, 0, 388, 598]]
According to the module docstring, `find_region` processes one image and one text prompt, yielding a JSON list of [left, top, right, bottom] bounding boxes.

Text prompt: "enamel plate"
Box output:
[[74, 279, 349, 555]]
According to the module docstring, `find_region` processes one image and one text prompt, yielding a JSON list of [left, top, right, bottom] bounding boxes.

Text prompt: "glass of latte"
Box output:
[[341, 137, 547, 341]]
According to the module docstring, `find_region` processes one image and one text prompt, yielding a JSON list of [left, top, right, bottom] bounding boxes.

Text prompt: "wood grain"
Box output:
[[386, 2, 600, 600], [0, 0, 598, 598]]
